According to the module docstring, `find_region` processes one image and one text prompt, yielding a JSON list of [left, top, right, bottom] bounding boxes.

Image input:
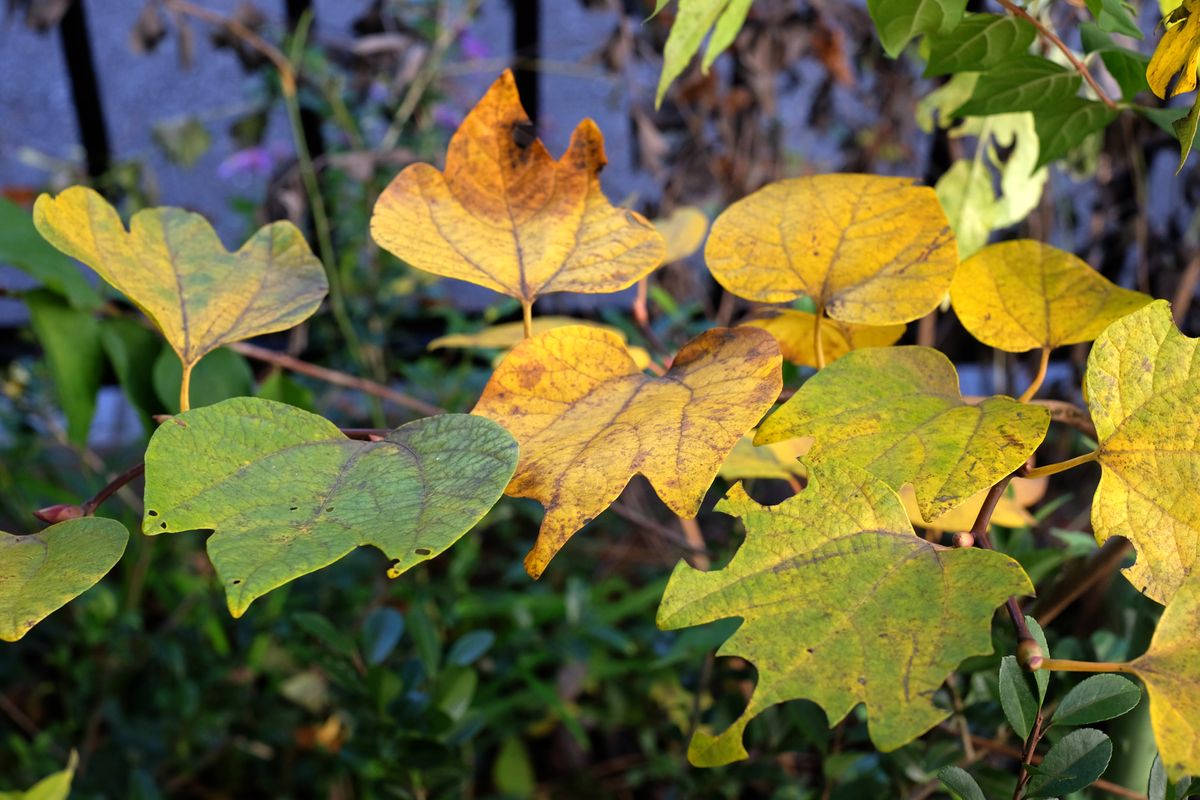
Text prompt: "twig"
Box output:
[[1013, 708, 1045, 799], [969, 475, 1035, 644], [1029, 399, 1097, 440], [995, 0, 1117, 110], [34, 462, 146, 524], [609, 502, 708, 553], [229, 341, 444, 417], [163, 0, 295, 92]]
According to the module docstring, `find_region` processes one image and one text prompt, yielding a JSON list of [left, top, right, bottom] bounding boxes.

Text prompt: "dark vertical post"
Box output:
[[512, 0, 540, 123], [59, 0, 111, 180], [283, 0, 326, 162]]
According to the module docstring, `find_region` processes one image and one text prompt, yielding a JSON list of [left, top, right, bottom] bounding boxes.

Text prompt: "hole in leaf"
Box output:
[[160, 522, 167, 529], [147, 510, 158, 516], [415, 547, 432, 556], [289, 506, 298, 511], [325, 506, 334, 513], [232, 580, 242, 585]]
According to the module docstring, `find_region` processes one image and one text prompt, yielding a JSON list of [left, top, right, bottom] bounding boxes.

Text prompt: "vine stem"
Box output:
[[1024, 450, 1098, 478], [1018, 348, 1050, 403], [813, 306, 826, 369], [994, 0, 1117, 110], [229, 341, 444, 416], [521, 300, 534, 339], [1032, 657, 1137, 675], [969, 474, 1035, 644], [34, 463, 146, 523]]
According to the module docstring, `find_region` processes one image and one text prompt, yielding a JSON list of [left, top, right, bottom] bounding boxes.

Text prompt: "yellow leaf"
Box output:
[[428, 316, 653, 370], [756, 346, 1049, 520], [743, 309, 905, 368], [951, 240, 1152, 352], [657, 462, 1032, 764], [473, 325, 782, 577], [654, 206, 709, 263], [370, 71, 665, 314], [33, 186, 327, 405], [1126, 574, 1200, 780], [899, 477, 1046, 532], [704, 174, 958, 324], [1087, 300, 1200, 605], [718, 434, 810, 482], [1149, 0, 1200, 99]]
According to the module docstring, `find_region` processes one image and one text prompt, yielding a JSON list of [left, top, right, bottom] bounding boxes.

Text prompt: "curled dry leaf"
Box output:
[[32, 186, 328, 393], [473, 325, 781, 578], [705, 174, 957, 324], [756, 346, 1049, 520], [370, 70, 665, 313], [1148, 0, 1200, 98], [951, 240, 1151, 352], [1086, 300, 1200, 605], [743, 308, 905, 368], [657, 462, 1031, 765], [1, 518, 128, 642], [143, 398, 518, 616]]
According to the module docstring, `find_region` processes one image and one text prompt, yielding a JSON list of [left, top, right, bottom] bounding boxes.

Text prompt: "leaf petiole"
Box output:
[[1018, 348, 1051, 403], [1032, 657, 1137, 675], [1024, 450, 1098, 478]]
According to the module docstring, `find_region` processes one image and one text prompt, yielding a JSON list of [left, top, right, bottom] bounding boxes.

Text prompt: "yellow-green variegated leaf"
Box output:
[[756, 346, 1049, 520], [657, 462, 1031, 765]]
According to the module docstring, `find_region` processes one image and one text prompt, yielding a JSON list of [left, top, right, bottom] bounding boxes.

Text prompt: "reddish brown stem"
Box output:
[[969, 474, 1035, 645]]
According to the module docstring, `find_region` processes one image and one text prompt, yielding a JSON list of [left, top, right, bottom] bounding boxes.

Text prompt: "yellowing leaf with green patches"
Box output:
[[1086, 300, 1200, 605], [951, 240, 1151, 352], [742, 309, 905, 368], [654, 206, 709, 263], [705, 175, 957, 324], [756, 346, 1049, 520], [1124, 574, 1200, 780], [143, 398, 518, 617], [428, 316, 653, 370], [657, 462, 1031, 766], [473, 325, 781, 578], [1, 518, 128, 642], [1148, 0, 1200, 98], [371, 71, 664, 313], [32, 186, 327, 401]]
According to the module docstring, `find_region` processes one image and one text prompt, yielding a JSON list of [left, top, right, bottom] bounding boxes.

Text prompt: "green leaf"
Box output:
[[256, 370, 317, 413], [1025, 728, 1114, 798], [936, 158, 999, 260], [954, 55, 1082, 116], [1149, 753, 1194, 800], [0, 518, 128, 642], [1173, 91, 1200, 173], [493, 737, 536, 799], [0, 198, 101, 311], [0, 752, 78, 800], [447, 630, 496, 666], [361, 607, 405, 665], [152, 346, 254, 414], [938, 766, 987, 800], [25, 289, 103, 445], [1032, 98, 1118, 169], [1086, 0, 1145, 38], [1138, 104, 1191, 136], [1080, 23, 1151, 99], [999, 655, 1039, 741], [142, 397, 519, 617], [101, 317, 166, 432], [656, 461, 1032, 765], [654, 0, 751, 107], [756, 346, 1049, 521], [1051, 674, 1142, 726], [925, 14, 1036, 76], [868, 0, 968, 58]]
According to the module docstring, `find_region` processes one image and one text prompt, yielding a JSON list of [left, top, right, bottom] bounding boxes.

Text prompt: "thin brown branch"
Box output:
[[1029, 399, 1097, 440], [965, 734, 1147, 799], [969, 474, 1035, 644], [229, 341, 445, 417], [163, 0, 295, 94], [995, 0, 1117, 110]]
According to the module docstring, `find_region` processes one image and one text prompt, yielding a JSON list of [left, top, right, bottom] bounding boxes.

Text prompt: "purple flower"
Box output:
[[432, 104, 463, 131], [459, 29, 489, 61], [217, 143, 291, 180]]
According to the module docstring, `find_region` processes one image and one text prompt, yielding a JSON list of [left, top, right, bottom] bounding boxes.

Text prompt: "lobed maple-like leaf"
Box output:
[[32, 187, 327, 386], [657, 462, 1031, 765], [473, 325, 781, 578], [143, 398, 518, 616], [370, 71, 665, 312], [1124, 573, 1200, 780], [1, 518, 128, 642], [756, 346, 1049, 520], [704, 174, 957, 324], [743, 309, 905, 368], [1086, 300, 1200, 605], [951, 240, 1150, 352]]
